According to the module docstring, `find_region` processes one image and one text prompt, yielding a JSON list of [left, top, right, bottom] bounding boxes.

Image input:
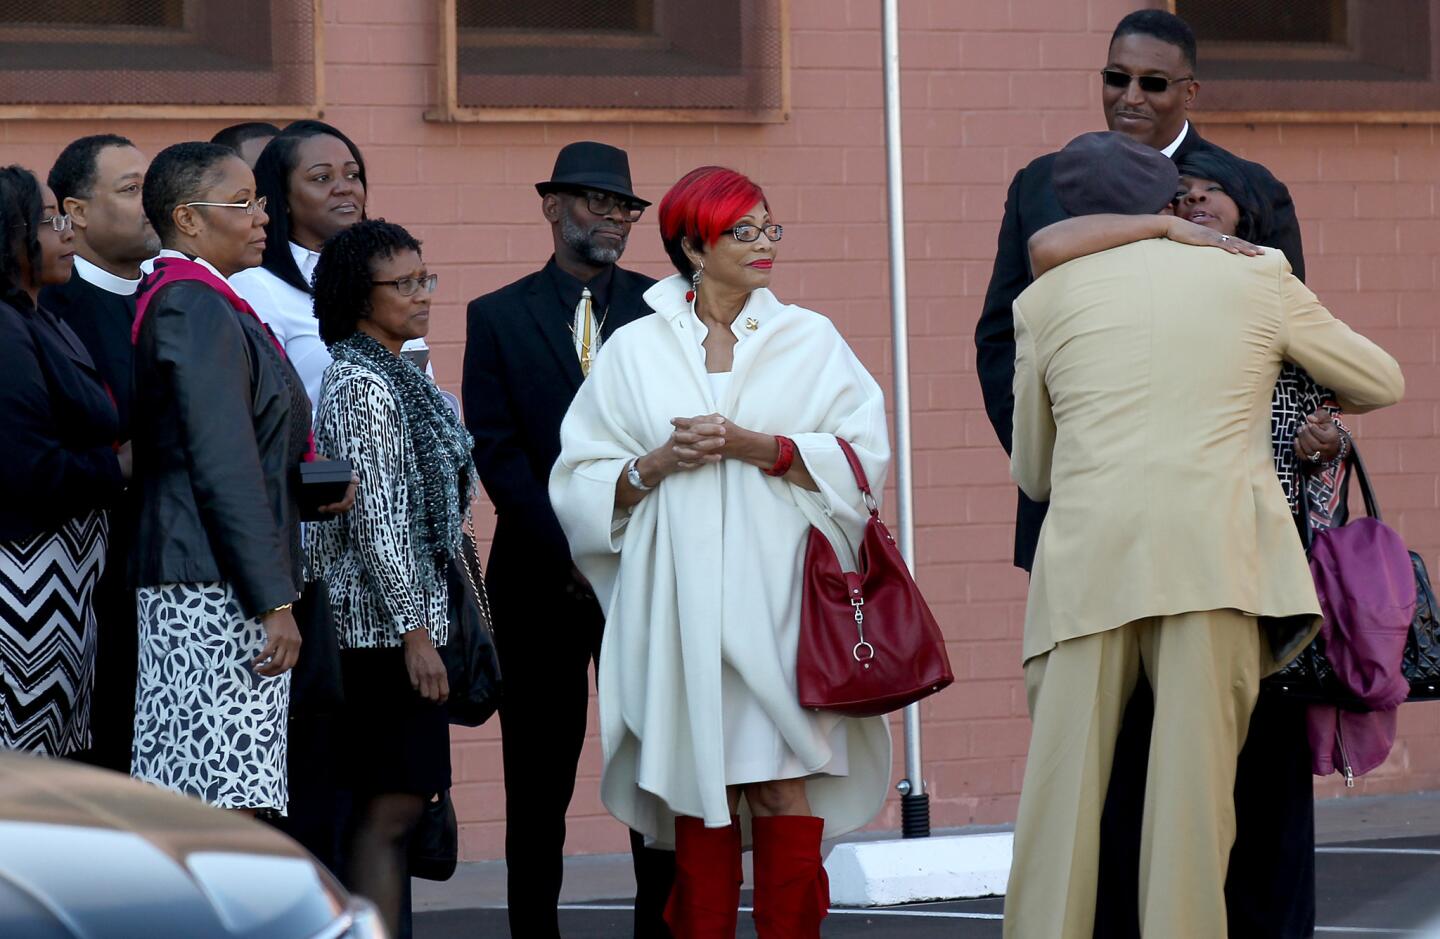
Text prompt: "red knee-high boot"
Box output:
[[751, 815, 829, 938], [664, 815, 742, 938]]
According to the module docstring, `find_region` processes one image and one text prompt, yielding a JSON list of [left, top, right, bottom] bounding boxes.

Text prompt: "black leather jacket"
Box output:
[[130, 279, 311, 618]]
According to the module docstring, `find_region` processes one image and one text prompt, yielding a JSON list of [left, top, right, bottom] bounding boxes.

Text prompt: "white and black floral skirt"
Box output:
[[0, 510, 107, 755], [131, 581, 290, 811]]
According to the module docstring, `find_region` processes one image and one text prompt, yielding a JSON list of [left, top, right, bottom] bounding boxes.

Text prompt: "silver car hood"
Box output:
[[0, 753, 346, 939]]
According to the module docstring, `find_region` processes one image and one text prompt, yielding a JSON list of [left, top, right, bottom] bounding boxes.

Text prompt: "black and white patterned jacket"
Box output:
[[308, 360, 448, 649]]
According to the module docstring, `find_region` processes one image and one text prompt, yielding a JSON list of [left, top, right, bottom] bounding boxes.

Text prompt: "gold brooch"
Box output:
[[745, 317, 759, 331]]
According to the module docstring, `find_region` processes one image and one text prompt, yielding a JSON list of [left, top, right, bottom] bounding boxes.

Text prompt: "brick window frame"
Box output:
[[1169, 0, 1440, 123], [427, 0, 790, 124], [0, 0, 324, 120]]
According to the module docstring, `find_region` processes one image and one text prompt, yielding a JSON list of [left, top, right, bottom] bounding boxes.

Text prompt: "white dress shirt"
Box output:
[[1161, 120, 1190, 158], [74, 254, 140, 297], [231, 241, 430, 408]]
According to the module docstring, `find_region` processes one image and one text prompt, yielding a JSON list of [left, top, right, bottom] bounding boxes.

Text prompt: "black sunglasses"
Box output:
[[1101, 69, 1193, 94]]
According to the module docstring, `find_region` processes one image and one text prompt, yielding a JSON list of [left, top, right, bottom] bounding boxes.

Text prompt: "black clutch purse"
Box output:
[[409, 790, 458, 882], [297, 459, 353, 521]]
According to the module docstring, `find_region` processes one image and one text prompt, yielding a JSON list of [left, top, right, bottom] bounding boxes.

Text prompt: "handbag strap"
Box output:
[[1295, 442, 1383, 551], [1349, 446, 1382, 521], [835, 438, 879, 518], [460, 513, 494, 626]]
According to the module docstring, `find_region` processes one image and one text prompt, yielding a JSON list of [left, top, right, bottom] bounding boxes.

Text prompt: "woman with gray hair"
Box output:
[[129, 141, 311, 813]]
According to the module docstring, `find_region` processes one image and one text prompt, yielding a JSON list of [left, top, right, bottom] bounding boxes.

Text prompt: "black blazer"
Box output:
[[39, 269, 136, 439], [461, 262, 655, 609], [130, 279, 310, 618], [974, 126, 1306, 570], [0, 297, 123, 543]]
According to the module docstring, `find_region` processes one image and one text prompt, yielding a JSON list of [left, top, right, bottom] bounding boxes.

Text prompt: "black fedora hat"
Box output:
[[535, 140, 651, 207]]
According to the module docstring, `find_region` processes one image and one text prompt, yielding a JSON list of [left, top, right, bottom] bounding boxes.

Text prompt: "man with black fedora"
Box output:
[[462, 140, 674, 939], [1002, 131, 1402, 939]]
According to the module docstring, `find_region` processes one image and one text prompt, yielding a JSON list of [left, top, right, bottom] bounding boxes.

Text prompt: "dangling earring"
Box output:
[[686, 261, 703, 304]]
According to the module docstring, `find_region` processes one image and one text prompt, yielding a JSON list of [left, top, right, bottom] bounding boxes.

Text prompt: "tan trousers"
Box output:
[[1002, 609, 1265, 939]]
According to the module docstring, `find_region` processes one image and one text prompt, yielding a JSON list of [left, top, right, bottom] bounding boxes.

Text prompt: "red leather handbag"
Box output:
[[796, 439, 953, 717]]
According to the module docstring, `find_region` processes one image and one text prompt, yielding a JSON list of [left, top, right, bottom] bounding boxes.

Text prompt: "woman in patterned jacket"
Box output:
[[308, 219, 476, 937]]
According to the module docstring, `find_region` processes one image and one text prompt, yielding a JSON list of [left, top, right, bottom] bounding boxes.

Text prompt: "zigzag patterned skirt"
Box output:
[[0, 511, 107, 756]]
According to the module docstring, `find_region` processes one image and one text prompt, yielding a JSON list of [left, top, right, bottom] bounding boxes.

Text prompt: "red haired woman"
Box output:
[[551, 166, 893, 936]]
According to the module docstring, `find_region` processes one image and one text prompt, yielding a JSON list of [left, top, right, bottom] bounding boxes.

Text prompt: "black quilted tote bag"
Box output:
[[1402, 551, 1440, 699]]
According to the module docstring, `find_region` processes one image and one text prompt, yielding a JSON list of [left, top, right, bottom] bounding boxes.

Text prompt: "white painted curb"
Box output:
[[824, 832, 1013, 906]]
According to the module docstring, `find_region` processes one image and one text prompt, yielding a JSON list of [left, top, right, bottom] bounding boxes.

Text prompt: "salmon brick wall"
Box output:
[[3, 0, 1437, 860]]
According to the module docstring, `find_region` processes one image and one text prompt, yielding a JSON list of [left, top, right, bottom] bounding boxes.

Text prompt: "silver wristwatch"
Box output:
[[626, 458, 654, 492]]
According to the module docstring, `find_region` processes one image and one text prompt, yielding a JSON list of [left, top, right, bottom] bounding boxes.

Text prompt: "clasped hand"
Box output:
[[670, 413, 732, 468], [635, 413, 772, 488]]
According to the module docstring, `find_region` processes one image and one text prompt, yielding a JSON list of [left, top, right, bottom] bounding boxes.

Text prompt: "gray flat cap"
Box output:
[[1052, 131, 1179, 217]]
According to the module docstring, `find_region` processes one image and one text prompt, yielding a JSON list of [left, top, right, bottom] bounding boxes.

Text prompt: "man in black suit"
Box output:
[[41, 134, 160, 774], [975, 11, 1315, 939], [462, 141, 675, 939]]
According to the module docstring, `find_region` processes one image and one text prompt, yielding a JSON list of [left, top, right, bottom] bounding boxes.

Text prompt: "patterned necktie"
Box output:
[[572, 286, 599, 376]]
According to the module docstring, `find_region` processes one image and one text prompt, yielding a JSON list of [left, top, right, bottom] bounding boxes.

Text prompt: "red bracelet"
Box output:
[[764, 436, 796, 477]]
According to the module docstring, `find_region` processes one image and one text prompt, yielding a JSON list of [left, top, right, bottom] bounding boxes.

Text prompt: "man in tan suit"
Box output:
[[1002, 132, 1404, 939]]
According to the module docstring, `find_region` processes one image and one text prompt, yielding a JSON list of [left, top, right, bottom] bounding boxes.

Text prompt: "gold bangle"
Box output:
[[263, 602, 294, 617]]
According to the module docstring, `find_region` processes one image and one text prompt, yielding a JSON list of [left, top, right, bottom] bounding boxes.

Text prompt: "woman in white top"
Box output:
[[550, 166, 892, 938], [230, 120, 428, 406]]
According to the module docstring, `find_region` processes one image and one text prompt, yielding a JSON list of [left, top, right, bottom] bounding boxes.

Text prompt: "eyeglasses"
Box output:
[[372, 272, 438, 297], [39, 214, 72, 233], [1100, 69, 1193, 94], [731, 223, 782, 243], [182, 196, 268, 216], [575, 190, 645, 223]]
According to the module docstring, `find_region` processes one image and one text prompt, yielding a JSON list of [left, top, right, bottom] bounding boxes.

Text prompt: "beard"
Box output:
[[560, 213, 626, 265]]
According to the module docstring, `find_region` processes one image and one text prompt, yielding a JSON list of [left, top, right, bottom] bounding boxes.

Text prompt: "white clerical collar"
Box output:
[[157, 248, 229, 284], [289, 241, 321, 282], [74, 254, 140, 297], [1160, 121, 1190, 158]]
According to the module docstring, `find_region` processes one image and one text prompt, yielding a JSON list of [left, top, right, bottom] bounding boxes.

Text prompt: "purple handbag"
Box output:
[[1266, 449, 1420, 704], [1296, 451, 1417, 782], [1305, 489, 1415, 714]]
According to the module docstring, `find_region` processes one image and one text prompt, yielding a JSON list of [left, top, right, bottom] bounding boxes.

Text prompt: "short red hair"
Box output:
[[658, 166, 768, 278]]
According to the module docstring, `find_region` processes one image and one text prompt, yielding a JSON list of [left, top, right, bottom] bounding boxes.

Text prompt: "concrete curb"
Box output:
[[825, 832, 1013, 906]]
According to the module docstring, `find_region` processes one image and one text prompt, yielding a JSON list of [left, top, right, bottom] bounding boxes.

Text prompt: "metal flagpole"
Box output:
[[881, 0, 929, 839]]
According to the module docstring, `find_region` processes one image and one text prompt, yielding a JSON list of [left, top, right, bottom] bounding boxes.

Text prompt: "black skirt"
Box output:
[[338, 646, 452, 796]]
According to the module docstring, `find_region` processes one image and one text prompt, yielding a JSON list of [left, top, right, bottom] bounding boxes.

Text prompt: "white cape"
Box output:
[[549, 274, 893, 848]]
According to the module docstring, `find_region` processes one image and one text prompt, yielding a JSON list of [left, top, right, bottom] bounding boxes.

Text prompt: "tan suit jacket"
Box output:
[[1011, 240, 1404, 668]]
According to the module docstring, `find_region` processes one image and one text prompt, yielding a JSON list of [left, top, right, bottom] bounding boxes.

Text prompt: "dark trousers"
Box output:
[[497, 582, 675, 939], [268, 710, 347, 874], [69, 539, 136, 773], [1093, 679, 1317, 938]]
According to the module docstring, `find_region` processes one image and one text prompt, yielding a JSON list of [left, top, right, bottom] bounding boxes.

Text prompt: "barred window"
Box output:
[[0, 0, 321, 118], [431, 0, 790, 123], [1175, 0, 1440, 120]]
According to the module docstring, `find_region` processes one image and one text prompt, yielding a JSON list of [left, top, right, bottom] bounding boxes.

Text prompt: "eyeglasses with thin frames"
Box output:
[[39, 214, 72, 233], [574, 190, 645, 223], [182, 196, 268, 216], [372, 273, 438, 297], [731, 223, 782, 243], [1100, 69, 1193, 94]]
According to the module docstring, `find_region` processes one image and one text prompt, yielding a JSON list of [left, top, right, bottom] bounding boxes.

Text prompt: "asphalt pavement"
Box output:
[[414, 791, 1440, 938]]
